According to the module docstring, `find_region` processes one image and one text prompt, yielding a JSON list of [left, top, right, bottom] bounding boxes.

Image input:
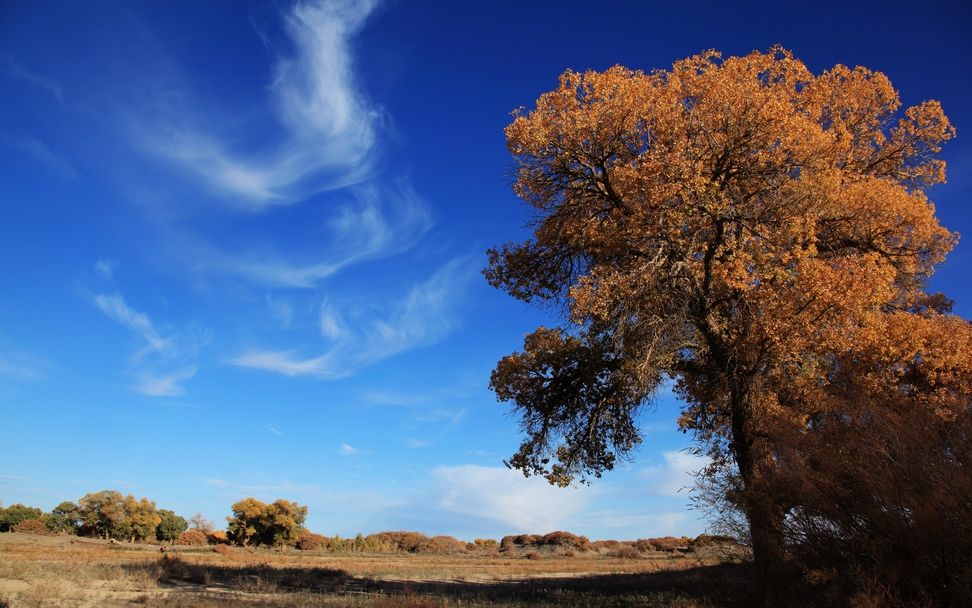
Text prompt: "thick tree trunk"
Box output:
[[731, 385, 787, 604], [746, 472, 787, 597]]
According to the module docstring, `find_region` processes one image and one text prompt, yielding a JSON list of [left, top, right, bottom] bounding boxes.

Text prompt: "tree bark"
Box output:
[[731, 384, 787, 604]]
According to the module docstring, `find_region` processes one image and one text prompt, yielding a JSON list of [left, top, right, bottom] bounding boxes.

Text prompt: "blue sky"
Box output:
[[1, 0, 970, 541]]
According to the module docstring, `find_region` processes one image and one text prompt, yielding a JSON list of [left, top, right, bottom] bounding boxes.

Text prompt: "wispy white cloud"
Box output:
[[87, 288, 210, 397], [404, 438, 431, 449], [639, 450, 710, 497], [95, 258, 119, 280], [231, 256, 474, 378], [318, 297, 347, 340], [134, 366, 198, 397], [194, 182, 432, 288], [266, 425, 284, 436], [339, 443, 361, 456], [132, 0, 380, 207], [91, 292, 169, 353], [0, 474, 31, 482], [1, 134, 78, 178], [0, 348, 50, 381], [266, 295, 294, 327], [412, 407, 465, 428], [3, 57, 64, 104]]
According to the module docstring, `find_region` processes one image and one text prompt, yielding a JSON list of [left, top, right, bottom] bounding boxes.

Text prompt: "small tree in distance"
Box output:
[[47, 501, 82, 534], [190, 512, 213, 531], [156, 509, 188, 543], [226, 498, 307, 548]]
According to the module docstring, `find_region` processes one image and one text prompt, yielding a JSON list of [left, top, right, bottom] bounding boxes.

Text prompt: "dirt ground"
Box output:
[[0, 533, 747, 607]]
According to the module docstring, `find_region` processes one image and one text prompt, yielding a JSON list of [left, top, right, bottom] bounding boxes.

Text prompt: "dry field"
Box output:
[[0, 533, 748, 607]]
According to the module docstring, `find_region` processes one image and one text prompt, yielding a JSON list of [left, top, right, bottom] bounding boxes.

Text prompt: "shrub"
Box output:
[[13, 518, 49, 535], [212, 543, 232, 556], [473, 538, 498, 550], [647, 536, 690, 552], [591, 539, 620, 552], [614, 546, 641, 559], [773, 399, 972, 606], [177, 529, 208, 546], [206, 530, 229, 545], [524, 551, 541, 560], [689, 534, 735, 548], [414, 535, 467, 554], [537, 531, 592, 551], [499, 534, 539, 552], [366, 531, 428, 553], [295, 530, 329, 551]]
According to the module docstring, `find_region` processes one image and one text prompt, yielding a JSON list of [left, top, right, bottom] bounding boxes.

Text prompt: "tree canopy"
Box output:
[[156, 509, 188, 543], [0, 503, 44, 532], [226, 497, 307, 548], [486, 46, 971, 590]]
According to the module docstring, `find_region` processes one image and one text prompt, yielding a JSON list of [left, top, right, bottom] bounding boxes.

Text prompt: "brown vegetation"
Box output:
[[11, 519, 49, 536], [0, 532, 743, 607], [177, 529, 209, 546]]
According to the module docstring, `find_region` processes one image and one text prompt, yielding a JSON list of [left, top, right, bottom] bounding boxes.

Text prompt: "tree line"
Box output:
[[0, 493, 308, 548]]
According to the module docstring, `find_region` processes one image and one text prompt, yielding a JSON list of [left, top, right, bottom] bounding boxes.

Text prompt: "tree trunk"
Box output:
[[731, 385, 787, 604]]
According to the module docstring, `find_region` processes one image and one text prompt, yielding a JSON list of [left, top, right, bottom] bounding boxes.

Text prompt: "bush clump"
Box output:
[[537, 531, 592, 551], [177, 529, 209, 546], [295, 530, 330, 551], [473, 538, 498, 550], [206, 530, 229, 545], [414, 535, 467, 554], [367, 531, 428, 553], [499, 534, 539, 552], [13, 518, 50, 535], [613, 546, 642, 559]]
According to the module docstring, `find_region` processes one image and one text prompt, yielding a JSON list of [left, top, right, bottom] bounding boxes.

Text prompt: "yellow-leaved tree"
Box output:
[[485, 47, 972, 597]]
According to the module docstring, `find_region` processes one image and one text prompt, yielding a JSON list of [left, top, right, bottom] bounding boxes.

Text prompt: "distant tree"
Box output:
[[47, 501, 82, 534], [259, 499, 307, 548], [155, 509, 188, 543], [120, 496, 160, 543], [226, 498, 264, 547], [0, 503, 44, 532], [189, 512, 213, 531], [226, 498, 307, 548], [78, 490, 126, 539]]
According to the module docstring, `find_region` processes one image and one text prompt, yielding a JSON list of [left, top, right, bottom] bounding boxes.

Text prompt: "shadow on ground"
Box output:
[[123, 556, 751, 606]]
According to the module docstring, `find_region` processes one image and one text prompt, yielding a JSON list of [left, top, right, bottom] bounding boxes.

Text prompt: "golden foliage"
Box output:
[[12, 518, 50, 535], [178, 529, 209, 546], [487, 46, 970, 587]]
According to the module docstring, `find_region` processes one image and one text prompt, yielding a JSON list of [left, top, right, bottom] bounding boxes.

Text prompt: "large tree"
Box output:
[[485, 47, 971, 586], [120, 495, 161, 543], [226, 497, 307, 548], [78, 490, 126, 540]]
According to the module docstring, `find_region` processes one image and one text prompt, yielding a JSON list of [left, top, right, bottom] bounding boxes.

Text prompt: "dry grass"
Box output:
[[0, 532, 747, 607]]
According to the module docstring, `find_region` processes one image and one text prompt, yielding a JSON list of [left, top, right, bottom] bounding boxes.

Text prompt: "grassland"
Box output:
[[0, 533, 749, 607]]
